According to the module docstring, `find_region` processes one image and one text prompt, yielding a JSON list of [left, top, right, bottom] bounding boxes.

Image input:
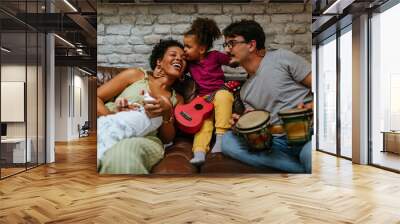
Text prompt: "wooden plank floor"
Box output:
[[1, 135, 400, 223]]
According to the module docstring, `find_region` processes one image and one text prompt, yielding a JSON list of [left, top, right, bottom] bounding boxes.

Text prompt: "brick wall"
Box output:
[[97, 3, 311, 77]]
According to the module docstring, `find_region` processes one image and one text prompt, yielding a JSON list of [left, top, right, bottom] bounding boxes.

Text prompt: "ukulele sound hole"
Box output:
[[194, 104, 203, 110]]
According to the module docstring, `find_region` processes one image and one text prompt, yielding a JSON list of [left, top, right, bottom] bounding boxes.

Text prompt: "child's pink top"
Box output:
[[187, 50, 230, 96]]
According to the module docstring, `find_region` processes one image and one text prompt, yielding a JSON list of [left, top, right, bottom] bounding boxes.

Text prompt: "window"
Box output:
[[370, 2, 400, 171], [339, 27, 352, 158], [317, 36, 337, 154]]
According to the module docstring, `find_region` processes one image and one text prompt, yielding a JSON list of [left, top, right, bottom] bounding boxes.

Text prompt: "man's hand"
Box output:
[[297, 101, 313, 110], [230, 113, 241, 127]]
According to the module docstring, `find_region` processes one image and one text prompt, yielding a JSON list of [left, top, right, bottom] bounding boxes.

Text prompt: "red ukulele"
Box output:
[[174, 81, 241, 134]]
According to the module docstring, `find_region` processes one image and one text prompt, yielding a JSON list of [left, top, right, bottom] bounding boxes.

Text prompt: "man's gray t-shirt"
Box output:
[[240, 49, 311, 125]]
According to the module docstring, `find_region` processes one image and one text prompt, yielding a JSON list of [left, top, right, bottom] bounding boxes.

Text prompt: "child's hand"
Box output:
[[115, 97, 140, 112], [115, 97, 129, 109], [153, 65, 166, 78]]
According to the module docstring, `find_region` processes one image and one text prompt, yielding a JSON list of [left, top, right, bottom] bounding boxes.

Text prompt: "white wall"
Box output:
[[1, 63, 46, 164], [54, 66, 89, 141], [1, 65, 38, 138], [55, 66, 69, 141]]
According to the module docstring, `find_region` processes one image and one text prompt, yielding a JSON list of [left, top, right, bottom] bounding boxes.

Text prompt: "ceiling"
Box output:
[[0, 0, 96, 74], [312, 0, 389, 43], [99, 0, 305, 3]]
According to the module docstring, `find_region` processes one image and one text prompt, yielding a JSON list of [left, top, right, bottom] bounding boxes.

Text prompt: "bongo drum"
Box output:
[[234, 110, 272, 152], [278, 108, 313, 146]]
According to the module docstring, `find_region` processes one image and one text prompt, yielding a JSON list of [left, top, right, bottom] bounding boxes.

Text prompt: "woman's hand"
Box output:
[[144, 95, 173, 120]]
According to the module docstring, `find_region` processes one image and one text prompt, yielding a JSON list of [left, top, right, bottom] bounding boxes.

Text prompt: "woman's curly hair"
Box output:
[[149, 39, 184, 70], [184, 17, 221, 51]]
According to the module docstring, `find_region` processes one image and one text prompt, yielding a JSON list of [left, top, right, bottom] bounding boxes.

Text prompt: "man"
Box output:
[[221, 20, 312, 173]]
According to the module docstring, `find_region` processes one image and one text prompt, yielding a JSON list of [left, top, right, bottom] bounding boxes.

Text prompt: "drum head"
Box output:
[[236, 110, 269, 130], [279, 108, 312, 116]]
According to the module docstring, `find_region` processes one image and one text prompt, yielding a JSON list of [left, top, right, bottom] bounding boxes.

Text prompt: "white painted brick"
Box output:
[[104, 35, 129, 45], [118, 7, 134, 15], [242, 4, 265, 14], [267, 4, 304, 14], [108, 54, 121, 64], [98, 45, 114, 54], [121, 16, 137, 24], [102, 16, 120, 24], [106, 24, 132, 35], [273, 35, 293, 44], [144, 35, 162, 44], [97, 36, 104, 45], [284, 24, 307, 34], [269, 44, 292, 51], [306, 2, 312, 13], [148, 5, 172, 15], [172, 5, 196, 14], [114, 45, 134, 54], [232, 15, 254, 22], [119, 6, 149, 15], [97, 63, 110, 67], [213, 15, 232, 25], [120, 54, 139, 64], [154, 25, 171, 34], [99, 3, 310, 72], [97, 55, 108, 63], [133, 45, 153, 54], [271, 14, 292, 23], [98, 6, 117, 15], [263, 24, 285, 35], [172, 24, 190, 35], [136, 15, 156, 25], [128, 36, 145, 45], [198, 5, 222, 14], [254, 15, 271, 25], [291, 45, 309, 54], [158, 14, 191, 24], [293, 14, 311, 23], [294, 33, 311, 45], [131, 26, 153, 36], [223, 5, 242, 14], [97, 24, 105, 35]]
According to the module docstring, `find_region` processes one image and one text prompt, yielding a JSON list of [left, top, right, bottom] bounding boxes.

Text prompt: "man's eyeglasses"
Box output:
[[223, 40, 248, 48]]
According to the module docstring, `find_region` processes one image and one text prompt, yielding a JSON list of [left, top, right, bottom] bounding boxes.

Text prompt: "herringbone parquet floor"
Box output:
[[1, 135, 400, 224]]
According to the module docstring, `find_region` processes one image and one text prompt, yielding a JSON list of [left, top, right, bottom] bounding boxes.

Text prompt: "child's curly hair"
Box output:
[[184, 17, 221, 51]]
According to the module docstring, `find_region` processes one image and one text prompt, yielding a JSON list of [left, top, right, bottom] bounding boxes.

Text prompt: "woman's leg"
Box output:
[[98, 136, 164, 174], [213, 90, 234, 153]]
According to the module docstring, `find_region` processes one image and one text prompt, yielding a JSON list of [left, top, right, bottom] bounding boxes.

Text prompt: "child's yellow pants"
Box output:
[[192, 90, 234, 153]]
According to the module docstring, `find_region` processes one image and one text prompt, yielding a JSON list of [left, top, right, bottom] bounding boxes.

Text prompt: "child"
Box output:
[[97, 91, 163, 160], [183, 17, 235, 165]]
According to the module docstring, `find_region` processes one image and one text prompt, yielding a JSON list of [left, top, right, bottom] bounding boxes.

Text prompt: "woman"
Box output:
[[97, 39, 186, 174]]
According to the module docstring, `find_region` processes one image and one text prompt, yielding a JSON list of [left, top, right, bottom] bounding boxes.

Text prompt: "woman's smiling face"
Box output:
[[157, 46, 187, 79]]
